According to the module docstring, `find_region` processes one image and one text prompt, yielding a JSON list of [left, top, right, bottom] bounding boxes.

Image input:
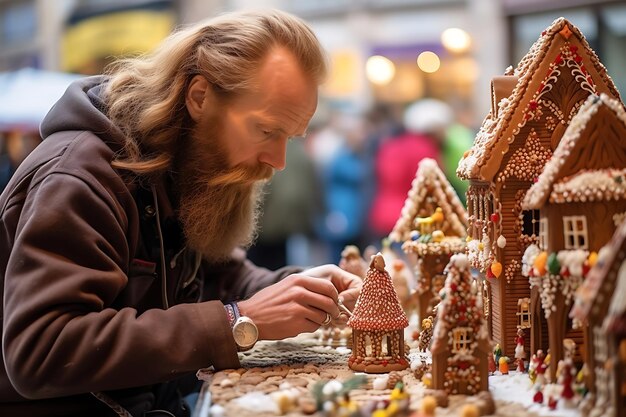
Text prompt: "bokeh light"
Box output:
[[441, 28, 471, 53], [366, 55, 396, 85], [416, 51, 440, 73]]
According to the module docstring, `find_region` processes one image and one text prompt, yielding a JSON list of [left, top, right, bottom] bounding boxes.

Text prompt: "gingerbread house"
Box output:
[[522, 93, 626, 380], [339, 245, 367, 279], [431, 254, 490, 395], [347, 253, 409, 373], [389, 158, 468, 328], [570, 219, 626, 417], [456, 17, 622, 358]]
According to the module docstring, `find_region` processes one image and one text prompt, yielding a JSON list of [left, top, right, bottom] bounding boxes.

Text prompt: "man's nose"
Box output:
[[258, 138, 288, 171]]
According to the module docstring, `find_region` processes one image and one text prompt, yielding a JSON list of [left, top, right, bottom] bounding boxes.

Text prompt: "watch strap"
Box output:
[[224, 303, 237, 328]]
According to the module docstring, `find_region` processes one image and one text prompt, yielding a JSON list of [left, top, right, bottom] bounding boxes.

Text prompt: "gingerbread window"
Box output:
[[563, 215, 588, 249], [365, 335, 373, 356], [521, 210, 540, 237], [482, 281, 490, 319], [381, 335, 390, 356], [517, 298, 531, 329], [452, 327, 473, 353], [593, 326, 607, 362], [538, 217, 548, 249]]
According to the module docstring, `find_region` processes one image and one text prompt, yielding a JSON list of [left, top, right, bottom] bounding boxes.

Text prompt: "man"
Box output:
[[0, 10, 361, 417]]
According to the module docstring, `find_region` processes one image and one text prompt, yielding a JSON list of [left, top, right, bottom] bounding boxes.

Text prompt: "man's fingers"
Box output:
[[292, 275, 339, 302], [328, 268, 362, 292], [299, 288, 341, 320], [339, 288, 360, 311]]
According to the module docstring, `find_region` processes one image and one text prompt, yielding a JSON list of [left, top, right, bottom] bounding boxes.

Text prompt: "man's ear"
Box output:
[[185, 75, 212, 123]]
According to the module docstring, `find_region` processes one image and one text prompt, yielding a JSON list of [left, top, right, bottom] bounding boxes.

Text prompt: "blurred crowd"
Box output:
[[247, 98, 475, 268]]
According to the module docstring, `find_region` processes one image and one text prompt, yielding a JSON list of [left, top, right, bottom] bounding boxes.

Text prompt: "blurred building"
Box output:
[[0, 0, 180, 74], [0, 0, 624, 126]]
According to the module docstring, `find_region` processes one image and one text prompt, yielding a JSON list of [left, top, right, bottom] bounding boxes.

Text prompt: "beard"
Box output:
[[175, 113, 274, 263]]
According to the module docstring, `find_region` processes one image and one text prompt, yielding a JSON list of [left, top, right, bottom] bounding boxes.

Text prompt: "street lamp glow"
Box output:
[[366, 55, 396, 85], [417, 51, 440, 73], [441, 28, 471, 53]]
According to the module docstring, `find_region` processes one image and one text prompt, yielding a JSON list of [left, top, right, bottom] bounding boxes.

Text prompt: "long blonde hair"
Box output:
[[104, 9, 327, 174]]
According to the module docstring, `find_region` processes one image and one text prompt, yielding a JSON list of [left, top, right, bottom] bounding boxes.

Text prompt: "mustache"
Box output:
[[205, 162, 274, 187]]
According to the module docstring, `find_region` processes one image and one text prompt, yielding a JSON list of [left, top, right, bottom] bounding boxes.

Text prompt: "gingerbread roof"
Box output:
[[389, 158, 468, 243], [457, 17, 622, 182], [570, 219, 626, 326], [523, 94, 626, 209], [347, 254, 408, 331]]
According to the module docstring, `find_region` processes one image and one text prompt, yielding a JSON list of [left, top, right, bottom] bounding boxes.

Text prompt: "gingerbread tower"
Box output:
[[389, 158, 468, 328], [431, 254, 490, 395], [348, 253, 409, 373], [456, 17, 622, 358]]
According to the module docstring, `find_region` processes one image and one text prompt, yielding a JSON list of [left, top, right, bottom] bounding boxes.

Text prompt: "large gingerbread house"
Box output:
[[570, 219, 626, 417], [347, 253, 409, 373], [456, 17, 622, 358], [431, 254, 490, 395], [388, 158, 468, 328], [522, 93, 626, 380]]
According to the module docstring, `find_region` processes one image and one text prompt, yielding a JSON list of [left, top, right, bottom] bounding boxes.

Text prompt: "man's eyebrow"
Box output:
[[256, 117, 307, 137], [276, 126, 308, 138]]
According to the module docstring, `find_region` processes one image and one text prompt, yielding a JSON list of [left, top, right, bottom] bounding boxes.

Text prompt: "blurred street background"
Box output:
[[1, 0, 625, 267]]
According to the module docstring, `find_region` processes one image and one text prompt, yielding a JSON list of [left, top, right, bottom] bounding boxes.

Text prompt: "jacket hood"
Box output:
[[40, 75, 125, 150]]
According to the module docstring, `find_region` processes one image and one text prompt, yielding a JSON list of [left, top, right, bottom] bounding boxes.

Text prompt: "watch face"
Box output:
[[234, 320, 258, 347]]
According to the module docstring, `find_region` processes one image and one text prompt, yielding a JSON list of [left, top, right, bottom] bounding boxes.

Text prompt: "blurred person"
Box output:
[[368, 103, 441, 242], [403, 98, 474, 203], [0, 130, 41, 191], [247, 139, 322, 269], [316, 112, 372, 264], [0, 10, 361, 417], [306, 108, 346, 174], [360, 102, 404, 245]]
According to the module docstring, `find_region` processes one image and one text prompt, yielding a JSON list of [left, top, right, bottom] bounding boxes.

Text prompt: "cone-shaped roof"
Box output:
[[389, 158, 468, 243], [348, 253, 409, 331]]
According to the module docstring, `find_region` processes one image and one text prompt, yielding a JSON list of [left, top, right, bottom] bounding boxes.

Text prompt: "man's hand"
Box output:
[[299, 264, 361, 312], [237, 265, 361, 341]]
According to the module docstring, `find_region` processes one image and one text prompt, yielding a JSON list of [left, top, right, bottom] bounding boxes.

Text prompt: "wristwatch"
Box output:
[[225, 302, 258, 351], [232, 316, 259, 352]]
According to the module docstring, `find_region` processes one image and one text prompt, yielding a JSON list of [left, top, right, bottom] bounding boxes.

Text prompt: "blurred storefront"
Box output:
[[61, 0, 175, 74], [1, 0, 624, 125], [0, 0, 177, 74]]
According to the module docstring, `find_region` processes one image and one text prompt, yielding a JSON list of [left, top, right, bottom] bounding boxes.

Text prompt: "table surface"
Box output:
[[192, 333, 582, 417]]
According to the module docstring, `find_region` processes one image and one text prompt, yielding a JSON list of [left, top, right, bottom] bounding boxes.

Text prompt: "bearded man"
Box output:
[[0, 10, 360, 417]]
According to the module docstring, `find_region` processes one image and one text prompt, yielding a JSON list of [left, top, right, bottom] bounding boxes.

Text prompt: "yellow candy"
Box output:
[[386, 401, 399, 415], [533, 252, 548, 276], [490, 261, 503, 278], [588, 251, 598, 267], [372, 409, 388, 417], [460, 404, 480, 417]]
